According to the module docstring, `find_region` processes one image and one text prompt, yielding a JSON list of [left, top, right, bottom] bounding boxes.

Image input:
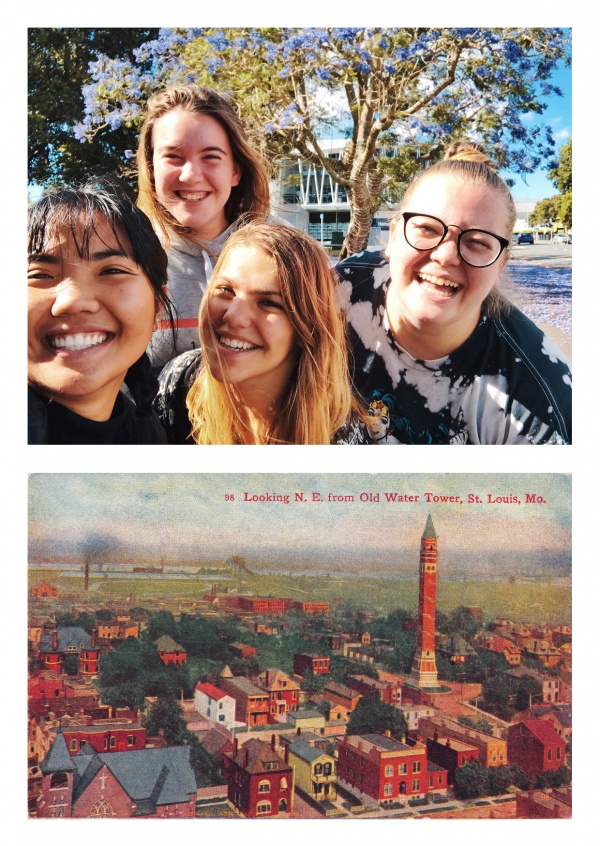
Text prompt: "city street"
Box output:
[[510, 241, 572, 265]]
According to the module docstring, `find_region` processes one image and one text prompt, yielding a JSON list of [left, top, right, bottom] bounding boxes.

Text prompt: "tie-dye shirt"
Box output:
[[337, 250, 572, 445]]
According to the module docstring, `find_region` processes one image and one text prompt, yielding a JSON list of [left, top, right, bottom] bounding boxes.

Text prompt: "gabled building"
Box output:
[[222, 737, 294, 818], [478, 634, 522, 665], [255, 669, 301, 721], [322, 681, 362, 713], [520, 638, 561, 668], [425, 733, 479, 785], [338, 733, 447, 803], [507, 719, 567, 778], [346, 674, 401, 707], [437, 634, 477, 665], [154, 635, 186, 666], [37, 733, 196, 818], [30, 582, 58, 598], [54, 723, 146, 756], [505, 666, 563, 704], [37, 627, 100, 676], [418, 715, 508, 768], [194, 681, 237, 729], [287, 739, 337, 802], [218, 676, 270, 726]]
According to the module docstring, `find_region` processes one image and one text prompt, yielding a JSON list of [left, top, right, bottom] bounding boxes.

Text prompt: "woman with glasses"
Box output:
[[336, 142, 572, 444]]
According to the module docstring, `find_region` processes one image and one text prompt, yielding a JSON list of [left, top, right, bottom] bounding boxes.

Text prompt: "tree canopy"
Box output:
[[529, 138, 572, 229], [347, 695, 407, 740], [34, 27, 570, 257]]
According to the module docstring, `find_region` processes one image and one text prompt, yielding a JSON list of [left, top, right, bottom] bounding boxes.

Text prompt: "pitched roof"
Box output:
[[422, 514, 436, 539], [196, 681, 229, 700], [153, 634, 184, 652], [71, 745, 196, 811], [224, 676, 267, 697], [40, 732, 76, 774], [229, 738, 291, 774], [516, 719, 565, 745], [289, 740, 328, 763], [38, 626, 93, 653]]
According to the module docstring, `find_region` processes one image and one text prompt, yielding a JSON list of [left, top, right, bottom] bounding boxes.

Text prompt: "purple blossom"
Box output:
[[206, 31, 230, 52], [205, 56, 225, 76], [124, 149, 134, 159], [316, 67, 332, 81], [355, 61, 371, 74]]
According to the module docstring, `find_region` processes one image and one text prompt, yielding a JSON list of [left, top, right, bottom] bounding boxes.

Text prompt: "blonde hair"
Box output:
[[186, 223, 360, 444], [397, 140, 514, 318], [137, 85, 270, 245]]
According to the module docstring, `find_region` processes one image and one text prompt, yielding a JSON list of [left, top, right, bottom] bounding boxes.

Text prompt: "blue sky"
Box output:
[[504, 61, 572, 201]]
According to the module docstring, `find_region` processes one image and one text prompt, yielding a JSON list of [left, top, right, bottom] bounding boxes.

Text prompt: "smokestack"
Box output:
[[52, 631, 58, 650], [84, 562, 89, 591]]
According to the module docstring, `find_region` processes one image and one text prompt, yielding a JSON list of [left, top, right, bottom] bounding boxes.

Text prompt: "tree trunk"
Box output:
[[337, 171, 381, 261]]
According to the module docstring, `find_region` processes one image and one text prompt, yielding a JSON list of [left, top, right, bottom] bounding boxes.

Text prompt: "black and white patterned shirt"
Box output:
[[337, 250, 572, 445]]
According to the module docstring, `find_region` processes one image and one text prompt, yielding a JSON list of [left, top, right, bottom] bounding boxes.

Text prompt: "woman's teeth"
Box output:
[[219, 336, 258, 351], [418, 272, 461, 290], [48, 333, 109, 351]]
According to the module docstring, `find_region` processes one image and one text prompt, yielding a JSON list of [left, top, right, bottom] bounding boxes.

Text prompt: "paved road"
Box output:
[[510, 241, 571, 265]]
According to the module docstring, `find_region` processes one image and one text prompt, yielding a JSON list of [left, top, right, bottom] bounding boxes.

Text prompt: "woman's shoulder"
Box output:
[[154, 349, 203, 444]]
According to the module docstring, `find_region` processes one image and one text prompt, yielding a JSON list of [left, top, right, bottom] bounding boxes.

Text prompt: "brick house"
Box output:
[[153, 635, 186, 666], [346, 674, 401, 706], [293, 653, 331, 676], [507, 719, 567, 778], [30, 582, 58, 598], [255, 669, 301, 721], [516, 787, 571, 818], [37, 733, 196, 818], [56, 723, 146, 755], [222, 737, 294, 818], [229, 642, 259, 659], [425, 733, 479, 784], [505, 666, 563, 704], [194, 681, 237, 729], [37, 627, 100, 676], [520, 638, 561, 668], [418, 716, 508, 767], [338, 733, 447, 803], [218, 676, 270, 726], [322, 681, 362, 713], [478, 634, 522, 665]]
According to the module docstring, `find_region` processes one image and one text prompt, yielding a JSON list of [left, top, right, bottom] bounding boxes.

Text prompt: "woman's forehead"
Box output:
[[404, 174, 506, 230], [38, 214, 131, 257]]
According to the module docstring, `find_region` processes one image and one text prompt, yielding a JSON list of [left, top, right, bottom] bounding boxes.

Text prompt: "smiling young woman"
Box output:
[[28, 186, 174, 444], [154, 223, 369, 445], [137, 85, 271, 369], [336, 142, 572, 445]]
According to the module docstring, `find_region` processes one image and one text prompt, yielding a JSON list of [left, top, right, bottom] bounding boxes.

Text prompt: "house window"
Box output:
[[438, 775, 443, 784], [461, 755, 466, 765], [278, 798, 287, 812], [398, 763, 407, 775], [413, 761, 421, 773], [280, 777, 288, 790], [109, 737, 116, 748], [49, 772, 68, 790], [385, 765, 393, 777], [70, 739, 77, 751], [292, 691, 297, 699], [324, 763, 332, 776], [127, 736, 134, 746], [219, 715, 225, 722], [256, 801, 271, 815], [384, 783, 393, 796], [258, 780, 271, 793], [314, 763, 322, 775], [547, 749, 553, 761], [557, 747, 562, 760], [412, 779, 420, 792]]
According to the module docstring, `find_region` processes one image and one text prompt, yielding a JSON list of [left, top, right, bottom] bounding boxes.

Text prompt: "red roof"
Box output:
[[196, 681, 228, 700], [519, 719, 565, 745]]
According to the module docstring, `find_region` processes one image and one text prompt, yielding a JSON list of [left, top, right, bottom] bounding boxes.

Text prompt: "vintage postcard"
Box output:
[[28, 473, 571, 822]]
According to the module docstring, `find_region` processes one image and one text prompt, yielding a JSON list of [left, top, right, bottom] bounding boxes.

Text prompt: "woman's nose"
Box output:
[[179, 159, 204, 183], [51, 279, 100, 316], [430, 230, 462, 266], [223, 297, 251, 326]]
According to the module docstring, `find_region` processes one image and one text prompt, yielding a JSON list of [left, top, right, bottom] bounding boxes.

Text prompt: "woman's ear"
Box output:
[[385, 218, 400, 259]]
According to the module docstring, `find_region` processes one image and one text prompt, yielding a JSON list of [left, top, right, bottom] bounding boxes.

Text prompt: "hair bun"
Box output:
[[443, 141, 496, 170]]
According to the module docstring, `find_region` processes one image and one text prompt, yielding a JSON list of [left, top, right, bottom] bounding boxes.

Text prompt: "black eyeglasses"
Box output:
[[402, 212, 509, 268]]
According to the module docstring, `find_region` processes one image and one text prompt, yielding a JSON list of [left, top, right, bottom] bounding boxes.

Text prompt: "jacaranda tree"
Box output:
[[73, 27, 570, 257]]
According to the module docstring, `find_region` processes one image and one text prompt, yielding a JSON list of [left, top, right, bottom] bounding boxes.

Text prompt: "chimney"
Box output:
[[297, 727, 301, 735], [91, 629, 96, 648], [265, 670, 270, 687], [446, 739, 451, 747], [271, 734, 276, 751], [52, 631, 58, 650], [233, 737, 238, 757], [384, 730, 391, 738], [434, 730, 439, 742], [285, 744, 289, 764]]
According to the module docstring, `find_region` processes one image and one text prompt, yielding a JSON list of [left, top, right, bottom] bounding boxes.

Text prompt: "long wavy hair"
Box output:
[[137, 85, 271, 246], [186, 223, 360, 444]]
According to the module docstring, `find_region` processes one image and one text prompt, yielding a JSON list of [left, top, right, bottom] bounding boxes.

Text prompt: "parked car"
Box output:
[[517, 232, 534, 245], [553, 233, 571, 244]]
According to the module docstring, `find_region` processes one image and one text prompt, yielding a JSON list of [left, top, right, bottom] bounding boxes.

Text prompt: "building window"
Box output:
[[90, 799, 115, 817], [292, 691, 297, 699], [384, 783, 393, 796], [385, 765, 393, 777], [398, 763, 407, 775], [279, 798, 287, 812], [258, 780, 271, 793], [109, 737, 116, 748], [127, 736, 134, 746], [412, 779, 420, 792], [557, 747, 562, 760], [70, 740, 77, 751], [461, 755, 466, 765], [548, 749, 553, 761], [324, 763, 332, 776], [49, 772, 68, 790], [280, 776, 288, 789], [219, 715, 225, 722], [256, 801, 271, 815], [413, 761, 421, 773], [314, 763, 322, 775]]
